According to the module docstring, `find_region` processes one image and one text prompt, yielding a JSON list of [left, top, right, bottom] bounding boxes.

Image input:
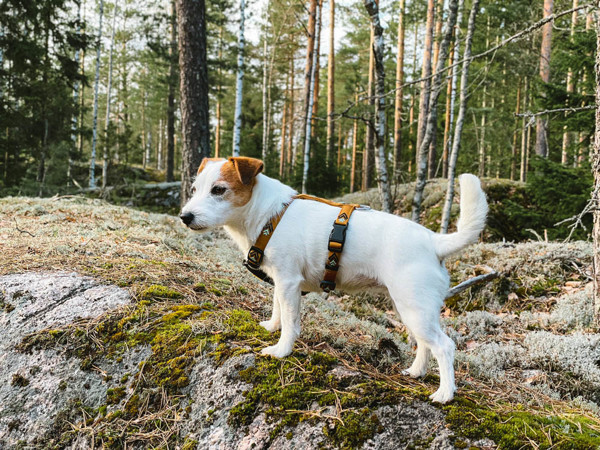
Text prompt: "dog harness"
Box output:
[[243, 195, 363, 292]]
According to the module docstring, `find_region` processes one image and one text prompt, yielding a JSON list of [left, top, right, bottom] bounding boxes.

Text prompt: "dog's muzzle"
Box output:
[[180, 212, 194, 226]]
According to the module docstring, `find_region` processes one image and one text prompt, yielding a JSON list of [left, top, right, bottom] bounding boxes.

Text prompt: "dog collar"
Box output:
[[243, 195, 363, 292]]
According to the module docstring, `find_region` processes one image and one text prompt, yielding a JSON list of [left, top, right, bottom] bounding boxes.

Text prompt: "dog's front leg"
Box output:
[[259, 292, 281, 332], [261, 280, 301, 358]]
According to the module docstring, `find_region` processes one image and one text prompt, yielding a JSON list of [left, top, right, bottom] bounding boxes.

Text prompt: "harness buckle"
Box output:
[[320, 280, 336, 292], [245, 246, 264, 269], [328, 223, 347, 252]]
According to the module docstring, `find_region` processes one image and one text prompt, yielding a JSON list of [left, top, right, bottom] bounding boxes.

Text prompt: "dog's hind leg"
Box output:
[[261, 279, 301, 358], [402, 339, 430, 378], [260, 292, 281, 332]]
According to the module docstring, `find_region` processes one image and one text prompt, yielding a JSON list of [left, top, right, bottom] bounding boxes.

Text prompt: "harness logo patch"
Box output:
[[338, 213, 348, 223]]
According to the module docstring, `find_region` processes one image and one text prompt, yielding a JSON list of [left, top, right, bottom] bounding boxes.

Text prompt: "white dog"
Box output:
[[180, 156, 488, 403]]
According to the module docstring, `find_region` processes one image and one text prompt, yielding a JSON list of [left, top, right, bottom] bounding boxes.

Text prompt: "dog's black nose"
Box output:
[[180, 212, 194, 226]]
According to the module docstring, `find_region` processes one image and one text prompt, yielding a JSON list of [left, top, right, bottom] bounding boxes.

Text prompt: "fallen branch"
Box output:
[[446, 265, 499, 298], [14, 218, 35, 237]]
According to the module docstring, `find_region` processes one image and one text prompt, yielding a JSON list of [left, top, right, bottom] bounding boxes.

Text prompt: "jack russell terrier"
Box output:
[[180, 156, 488, 403]]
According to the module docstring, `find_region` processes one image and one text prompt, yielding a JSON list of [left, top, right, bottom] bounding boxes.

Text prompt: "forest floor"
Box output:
[[1, 195, 600, 449]]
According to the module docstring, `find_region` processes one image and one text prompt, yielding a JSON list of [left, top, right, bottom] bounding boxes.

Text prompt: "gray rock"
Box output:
[[0, 272, 135, 447]]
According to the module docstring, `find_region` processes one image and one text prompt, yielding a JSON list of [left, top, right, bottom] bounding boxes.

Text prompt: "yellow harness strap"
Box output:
[[245, 194, 361, 293]]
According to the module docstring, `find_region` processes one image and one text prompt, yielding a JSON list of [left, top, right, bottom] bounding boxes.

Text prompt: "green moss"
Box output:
[[324, 408, 383, 449], [140, 284, 183, 300], [106, 387, 126, 405], [11, 374, 29, 387], [445, 396, 600, 449], [181, 438, 198, 450]]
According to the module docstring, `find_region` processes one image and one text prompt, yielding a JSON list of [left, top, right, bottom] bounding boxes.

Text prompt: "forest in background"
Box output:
[[0, 0, 596, 207]]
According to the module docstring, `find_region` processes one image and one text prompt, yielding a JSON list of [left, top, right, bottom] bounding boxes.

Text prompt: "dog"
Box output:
[[180, 156, 487, 403]]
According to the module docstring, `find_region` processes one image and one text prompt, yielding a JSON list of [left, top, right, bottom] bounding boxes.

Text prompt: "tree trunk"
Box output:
[[364, 0, 392, 213], [177, 0, 211, 205], [232, 0, 246, 157], [167, 0, 177, 181], [393, 0, 405, 180], [413, 0, 458, 223], [562, 0, 578, 165], [350, 89, 359, 193], [311, 0, 322, 143], [280, 69, 289, 178], [336, 121, 343, 168], [362, 22, 375, 191], [520, 77, 530, 182], [326, 0, 335, 168], [478, 84, 487, 179], [511, 82, 521, 181], [287, 50, 295, 174], [262, 37, 269, 162], [102, 1, 118, 189], [68, 0, 82, 187], [535, 0, 554, 158], [299, 0, 317, 168], [301, 0, 321, 194], [427, 0, 445, 178], [440, 0, 479, 233], [416, 0, 436, 154], [592, 10, 600, 326], [90, 0, 105, 189]]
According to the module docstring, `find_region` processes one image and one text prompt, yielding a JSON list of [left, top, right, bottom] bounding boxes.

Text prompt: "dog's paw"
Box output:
[[429, 388, 454, 404], [259, 320, 280, 333], [401, 367, 427, 378], [261, 344, 292, 359]]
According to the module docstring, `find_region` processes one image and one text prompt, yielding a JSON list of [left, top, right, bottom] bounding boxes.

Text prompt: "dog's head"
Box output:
[[180, 156, 264, 231]]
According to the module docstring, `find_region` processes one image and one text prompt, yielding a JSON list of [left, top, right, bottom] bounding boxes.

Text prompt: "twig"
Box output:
[[446, 266, 499, 298], [515, 105, 596, 119], [13, 218, 35, 237]]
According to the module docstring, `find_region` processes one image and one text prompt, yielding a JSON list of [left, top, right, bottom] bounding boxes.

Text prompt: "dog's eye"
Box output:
[[211, 185, 227, 196], [191, 186, 197, 195]]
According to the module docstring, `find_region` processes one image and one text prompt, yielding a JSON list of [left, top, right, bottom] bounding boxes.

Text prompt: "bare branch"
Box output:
[[446, 266, 499, 299], [516, 105, 596, 119], [14, 218, 35, 238]]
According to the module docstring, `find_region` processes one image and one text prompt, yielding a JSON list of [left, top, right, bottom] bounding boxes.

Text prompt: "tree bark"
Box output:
[[167, 0, 177, 181], [311, 0, 322, 143], [511, 82, 521, 181], [362, 21, 375, 191], [440, 0, 479, 233], [416, 0, 436, 154], [520, 77, 530, 182], [299, 0, 317, 168], [262, 37, 269, 162], [326, 0, 335, 168], [413, 0, 458, 223], [593, 10, 600, 326], [102, 1, 118, 189], [350, 89, 358, 193], [535, 0, 553, 158], [177, 0, 211, 206], [427, 0, 445, 178], [287, 50, 295, 174], [89, 0, 105, 189], [393, 0, 405, 181], [232, 0, 245, 157], [301, 0, 321, 194], [562, 0, 578, 165], [68, 0, 82, 187], [364, 0, 392, 213], [280, 69, 289, 178]]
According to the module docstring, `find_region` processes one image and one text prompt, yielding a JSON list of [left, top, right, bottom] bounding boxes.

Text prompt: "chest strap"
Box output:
[[244, 196, 360, 293]]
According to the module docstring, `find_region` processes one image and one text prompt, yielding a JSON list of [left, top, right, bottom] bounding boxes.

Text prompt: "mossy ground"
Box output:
[[2, 197, 600, 449]]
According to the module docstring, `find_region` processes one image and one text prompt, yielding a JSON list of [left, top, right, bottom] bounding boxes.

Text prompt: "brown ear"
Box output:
[[229, 157, 264, 185], [197, 157, 225, 175]]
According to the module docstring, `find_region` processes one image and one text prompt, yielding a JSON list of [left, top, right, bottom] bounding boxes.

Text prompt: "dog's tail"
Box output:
[[433, 174, 488, 260]]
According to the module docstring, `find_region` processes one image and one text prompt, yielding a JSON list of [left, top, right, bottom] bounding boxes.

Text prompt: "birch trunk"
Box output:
[[427, 0, 445, 179], [301, 0, 321, 194], [593, 10, 600, 326], [299, 0, 317, 168], [232, 0, 245, 157], [440, 0, 479, 233], [413, 0, 458, 223], [535, 0, 553, 158], [311, 0, 322, 143], [326, 0, 335, 168], [365, 0, 392, 212], [520, 77, 530, 182], [68, 1, 82, 187], [511, 82, 521, 181], [102, 1, 118, 189], [478, 84, 487, 179], [350, 89, 359, 193], [416, 0, 436, 153], [89, 0, 105, 189], [287, 51, 295, 173], [562, 0, 578, 165], [279, 74, 288, 178], [363, 23, 375, 191], [262, 37, 268, 161], [393, 0, 405, 181]]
